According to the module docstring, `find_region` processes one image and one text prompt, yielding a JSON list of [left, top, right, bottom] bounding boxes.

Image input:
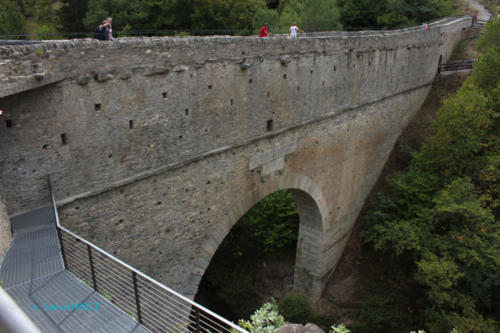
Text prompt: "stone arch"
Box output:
[[187, 172, 329, 300]]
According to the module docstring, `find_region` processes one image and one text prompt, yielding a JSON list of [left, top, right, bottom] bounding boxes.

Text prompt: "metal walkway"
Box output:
[[0, 206, 150, 333]]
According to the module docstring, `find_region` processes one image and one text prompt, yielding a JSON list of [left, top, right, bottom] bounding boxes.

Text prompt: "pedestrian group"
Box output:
[[258, 22, 304, 38], [94, 17, 113, 41]]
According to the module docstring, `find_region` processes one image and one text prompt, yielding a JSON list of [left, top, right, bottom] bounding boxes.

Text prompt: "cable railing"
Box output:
[[48, 178, 248, 333], [438, 59, 474, 72]]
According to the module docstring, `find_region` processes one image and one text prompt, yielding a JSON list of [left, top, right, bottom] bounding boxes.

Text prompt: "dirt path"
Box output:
[[465, 0, 491, 20]]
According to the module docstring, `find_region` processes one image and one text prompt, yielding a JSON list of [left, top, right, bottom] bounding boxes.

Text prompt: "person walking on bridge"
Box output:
[[289, 22, 304, 38], [259, 23, 271, 37], [105, 17, 114, 41], [472, 11, 478, 25]]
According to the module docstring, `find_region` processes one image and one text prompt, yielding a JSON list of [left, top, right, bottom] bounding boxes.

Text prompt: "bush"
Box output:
[[279, 291, 313, 324], [238, 299, 285, 333]]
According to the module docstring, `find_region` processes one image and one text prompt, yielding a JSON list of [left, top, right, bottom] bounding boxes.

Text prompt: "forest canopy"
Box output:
[[355, 18, 500, 333], [1, 0, 457, 37]]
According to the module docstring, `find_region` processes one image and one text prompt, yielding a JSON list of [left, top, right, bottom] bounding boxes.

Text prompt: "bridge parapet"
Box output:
[[0, 16, 470, 99]]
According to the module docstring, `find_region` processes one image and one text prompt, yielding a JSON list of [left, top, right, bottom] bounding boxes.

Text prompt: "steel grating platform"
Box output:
[[0, 206, 150, 333]]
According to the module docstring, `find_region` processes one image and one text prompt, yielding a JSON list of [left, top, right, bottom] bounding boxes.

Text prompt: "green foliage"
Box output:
[[239, 190, 299, 256], [301, 0, 341, 31], [238, 299, 285, 333], [196, 190, 299, 320], [35, 0, 56, 24], [339, 0, 382, 30], [356, 19, 500, 332], [0, 0, 27, 36], [339, 0, 454, 30], [83, 0, 194, 31], [34, 23, 59, 39], [330, 324, 350, 333], [57, 0, 89, 33], [15, 0, 36, 16], [252, 8, 279, 31], [190, 0, 266, 31], [278, 291, 313, 324], [278, 3, 302, 31]]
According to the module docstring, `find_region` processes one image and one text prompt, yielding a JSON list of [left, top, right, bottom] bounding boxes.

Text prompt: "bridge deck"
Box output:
[[0, 206, 150, 333]]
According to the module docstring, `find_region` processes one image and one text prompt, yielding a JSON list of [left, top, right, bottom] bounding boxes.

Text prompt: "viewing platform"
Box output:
[[0, 186, 247, 333], [0, 206, 150, 332]]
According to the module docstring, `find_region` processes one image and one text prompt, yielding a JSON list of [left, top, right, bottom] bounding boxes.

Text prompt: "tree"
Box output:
[[339, 0, 382, 30], [278, 0, 304, 30], [0, 0, 26, 37], [83, 0, 194, 33], [58, 0, 89, 34], [190, 0, 266, 31], [356, 19, 500, 332], [301, 0, 341, 31], [339, 0, 453, 30], [252, 8, 280, 31]]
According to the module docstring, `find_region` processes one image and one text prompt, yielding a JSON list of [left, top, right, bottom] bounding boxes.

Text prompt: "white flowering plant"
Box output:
[[330, 323, 350, 333], [238, 299, 285, 333]]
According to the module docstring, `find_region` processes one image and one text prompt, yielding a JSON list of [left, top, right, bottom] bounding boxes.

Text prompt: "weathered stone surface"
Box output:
[[77, 74, 91, 85], [0, 194, 11, 261], [95, 72, 114, 82], [0, 17, 471, 298], [280, 56, 291, 64], [275, 323, 325, 333]]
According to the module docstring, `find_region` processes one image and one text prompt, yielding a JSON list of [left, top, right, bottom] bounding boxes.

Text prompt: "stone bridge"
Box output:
[[0, 16, 471, 300]]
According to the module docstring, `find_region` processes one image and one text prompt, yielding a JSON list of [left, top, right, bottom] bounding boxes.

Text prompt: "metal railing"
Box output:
[[48, 178, 247, 333], [438, 59, 474, 72], [0, 287, 41, 333]]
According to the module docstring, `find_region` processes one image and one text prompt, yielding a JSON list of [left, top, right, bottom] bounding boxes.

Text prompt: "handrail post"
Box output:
[[57, 228, 67, 269], [195, 308, 201, 332], [87, 244, 98, 292], [132, 272, 142, 324], [48, 175, 66, 269]]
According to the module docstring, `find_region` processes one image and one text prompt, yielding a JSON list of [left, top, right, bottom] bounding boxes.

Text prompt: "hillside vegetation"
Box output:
[[353, 19, 500, 332]]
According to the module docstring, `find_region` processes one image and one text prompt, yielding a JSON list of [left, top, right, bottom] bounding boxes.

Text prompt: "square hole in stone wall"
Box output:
[[266, 119, 274, 132], [61, 133, 67, 145]]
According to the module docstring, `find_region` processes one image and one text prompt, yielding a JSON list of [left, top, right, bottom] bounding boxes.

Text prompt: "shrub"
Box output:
[[238, 299, 285, 333], [278, 291, 313, 324]]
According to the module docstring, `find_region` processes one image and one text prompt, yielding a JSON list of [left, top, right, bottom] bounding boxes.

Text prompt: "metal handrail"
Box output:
[[0, 287, 41, 333], [438, 59, 474, 72], [48, 177, 247, 333]]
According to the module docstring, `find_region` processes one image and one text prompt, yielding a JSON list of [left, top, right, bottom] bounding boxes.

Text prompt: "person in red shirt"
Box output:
[[258, 23, 270, 37]]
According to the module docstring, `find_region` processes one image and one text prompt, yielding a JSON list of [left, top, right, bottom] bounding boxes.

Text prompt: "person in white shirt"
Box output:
[[289, 22, 304, 38], [106, 17, 114, 41]]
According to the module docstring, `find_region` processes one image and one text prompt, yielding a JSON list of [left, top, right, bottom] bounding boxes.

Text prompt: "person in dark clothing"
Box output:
[[94, 20, 111, 41]]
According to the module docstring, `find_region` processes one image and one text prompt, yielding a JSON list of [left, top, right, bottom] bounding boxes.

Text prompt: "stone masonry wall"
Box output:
[[0, 16, 470, 215], [0, 16, 471, 297]]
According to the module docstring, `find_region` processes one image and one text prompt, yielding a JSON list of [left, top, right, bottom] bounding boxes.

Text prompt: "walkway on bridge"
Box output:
[[0, 206, 150, 333]]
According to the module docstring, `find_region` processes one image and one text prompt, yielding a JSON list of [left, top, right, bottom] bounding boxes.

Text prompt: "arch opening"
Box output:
[[194, 187, 324, 321]]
